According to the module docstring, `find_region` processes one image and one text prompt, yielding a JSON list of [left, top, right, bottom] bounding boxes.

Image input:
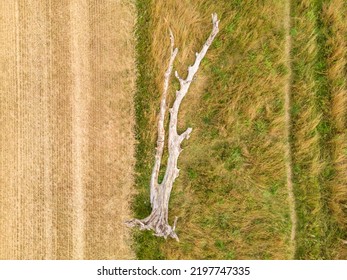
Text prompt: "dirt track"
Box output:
[[0, 0, 136, 259], [283, 0, 296, 258]]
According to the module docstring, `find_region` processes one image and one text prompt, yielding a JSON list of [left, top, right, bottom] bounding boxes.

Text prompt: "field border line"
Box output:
[[284, 0, 297, 259]]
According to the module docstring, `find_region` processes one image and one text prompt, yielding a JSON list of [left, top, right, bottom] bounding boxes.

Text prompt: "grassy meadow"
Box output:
[[291, 0, 347, 259], [132, 0, 346, 259]]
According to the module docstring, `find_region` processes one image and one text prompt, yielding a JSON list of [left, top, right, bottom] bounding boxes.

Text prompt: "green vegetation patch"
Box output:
[[133, 0, 293, 259], [290, 0, 345, 259]]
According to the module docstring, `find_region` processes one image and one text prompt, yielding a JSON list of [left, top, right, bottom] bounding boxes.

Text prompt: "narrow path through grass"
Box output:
[[284, 0, 297, 259]]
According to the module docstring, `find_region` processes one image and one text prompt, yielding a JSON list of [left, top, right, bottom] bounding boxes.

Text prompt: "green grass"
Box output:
[[321, 0, 347, 259], [131, 0, 164, 259], [132, 0, 346, 260], [132, 0, 293, 260], [290, 0, 345, 259]]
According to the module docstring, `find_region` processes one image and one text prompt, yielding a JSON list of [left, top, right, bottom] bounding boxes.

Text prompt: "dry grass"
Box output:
[[291, 0, 347, 259], [290, 0, 327, 259], [134, 0, 347, 260], [322, 0, 347, 259], [0, 0, 136, 259], [134, 0, 293, 259]]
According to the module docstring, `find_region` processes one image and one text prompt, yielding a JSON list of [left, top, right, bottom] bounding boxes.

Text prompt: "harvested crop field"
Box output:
[[0, 0, 136, 259]]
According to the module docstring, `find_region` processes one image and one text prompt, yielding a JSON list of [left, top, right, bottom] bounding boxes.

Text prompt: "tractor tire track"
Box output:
[[284, 0, 297, 258]]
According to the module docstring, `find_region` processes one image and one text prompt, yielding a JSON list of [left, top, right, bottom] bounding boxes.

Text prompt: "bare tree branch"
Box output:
[[150, 30, 178, 206], [126, 13, 220, 241]]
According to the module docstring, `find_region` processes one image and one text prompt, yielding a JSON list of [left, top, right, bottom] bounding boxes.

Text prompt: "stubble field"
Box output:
[[0, 0, 136, 259]]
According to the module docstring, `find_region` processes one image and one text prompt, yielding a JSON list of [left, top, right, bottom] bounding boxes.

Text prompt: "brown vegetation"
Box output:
[[0, 0, 136, 259], [290, 0, 346, 259], [134, 0, 347, 260], [134, 0, 294, 259], [322, 0, 347, 259]]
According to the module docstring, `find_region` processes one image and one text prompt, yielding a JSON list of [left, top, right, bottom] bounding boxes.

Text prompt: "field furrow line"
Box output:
[[70, 0, 90, 260], [14, 0, 21, 259], [41, 0, 54, 259], [284, 0, 297, 259], [0, 0, 20, 259]]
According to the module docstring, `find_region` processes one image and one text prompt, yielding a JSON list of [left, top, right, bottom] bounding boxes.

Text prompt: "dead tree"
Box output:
[[126, 14, 219, 241]]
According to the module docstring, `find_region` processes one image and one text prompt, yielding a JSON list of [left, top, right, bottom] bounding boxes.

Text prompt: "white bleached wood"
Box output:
[[126, 13, 219, 240], [149, 28, 178, 208]]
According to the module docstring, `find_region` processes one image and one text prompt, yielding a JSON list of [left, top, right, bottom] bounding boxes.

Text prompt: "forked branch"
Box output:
[[126, 13, 219, 241]]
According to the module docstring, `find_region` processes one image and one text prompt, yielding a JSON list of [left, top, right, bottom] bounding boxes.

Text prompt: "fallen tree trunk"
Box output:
[[126, 13, 219, 241]]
